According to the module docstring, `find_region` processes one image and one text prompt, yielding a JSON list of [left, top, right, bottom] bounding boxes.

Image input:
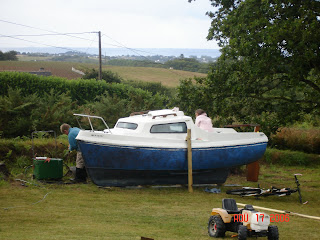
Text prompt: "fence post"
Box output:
[[186, 129, 193, 193]]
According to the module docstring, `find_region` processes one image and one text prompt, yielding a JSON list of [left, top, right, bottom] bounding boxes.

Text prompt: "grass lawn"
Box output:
[[0, 164, 319, 240]]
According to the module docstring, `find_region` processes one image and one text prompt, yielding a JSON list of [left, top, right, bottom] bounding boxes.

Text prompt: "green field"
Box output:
[[0, 60, 205, 87], [1, 164, 319, 240]]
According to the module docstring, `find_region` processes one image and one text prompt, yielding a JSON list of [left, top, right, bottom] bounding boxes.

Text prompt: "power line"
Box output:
[[0, 32, 95, 38], [1, 19, 129, 49], [100, 33, 187, 78], [84, 33, 97, 54], [0, 19, 57, 33], [102, 33, 159, 56], [0, 18, 189, 78], [0, 19, 103, 45], [0, 33, 128, 51], [0, 34, 85, 53], [0, 19, 96, 42], [1, 18, 163, 57]]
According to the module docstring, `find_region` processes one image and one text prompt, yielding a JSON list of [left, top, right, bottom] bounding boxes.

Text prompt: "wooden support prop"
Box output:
[[186, 129, 193, 193], [237, 203, 320, 221], [246, 125, 261, 182]]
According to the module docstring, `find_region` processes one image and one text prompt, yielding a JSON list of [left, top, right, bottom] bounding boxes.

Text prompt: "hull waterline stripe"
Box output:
[[78, 140, 267, 151]]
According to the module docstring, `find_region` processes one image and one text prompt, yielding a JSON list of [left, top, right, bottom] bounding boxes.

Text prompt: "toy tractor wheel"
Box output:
[[268, 225, 279, 240], [208, 215, 226, 238], [238, 225, 247, 240]]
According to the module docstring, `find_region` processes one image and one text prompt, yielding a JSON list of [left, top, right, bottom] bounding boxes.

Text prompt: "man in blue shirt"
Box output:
[[60, 123, 87, 183]]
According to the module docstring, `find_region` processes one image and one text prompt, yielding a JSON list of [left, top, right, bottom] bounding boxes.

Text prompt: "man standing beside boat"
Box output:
[[60, 123, 87, 183]]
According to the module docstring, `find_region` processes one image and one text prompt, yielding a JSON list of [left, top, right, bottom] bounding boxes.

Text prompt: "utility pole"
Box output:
[[98, 31, 102, 80]]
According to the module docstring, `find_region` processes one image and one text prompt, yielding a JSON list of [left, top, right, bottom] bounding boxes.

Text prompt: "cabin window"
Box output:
[[116, 122, 138, 130], [150, 122, 187, 133]]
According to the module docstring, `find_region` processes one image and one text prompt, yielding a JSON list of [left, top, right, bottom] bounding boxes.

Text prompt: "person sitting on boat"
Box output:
[[195, 109, 213, 132], [60, 123, 87, 183]]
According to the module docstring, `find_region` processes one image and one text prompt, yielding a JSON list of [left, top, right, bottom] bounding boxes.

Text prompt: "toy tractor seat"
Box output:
[[222, 198, 240, 214]]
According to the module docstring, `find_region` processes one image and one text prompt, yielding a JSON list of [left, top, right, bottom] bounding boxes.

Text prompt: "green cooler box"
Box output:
[[33, 157, 63, 180]]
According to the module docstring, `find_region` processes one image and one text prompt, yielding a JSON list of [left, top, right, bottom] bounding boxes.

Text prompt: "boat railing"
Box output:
[[130, 110, 149, 116], [129, 110, 178, 119], [152, 113, 177, 119], [224, 124, 260, 132], [73, 113, 112, 134]]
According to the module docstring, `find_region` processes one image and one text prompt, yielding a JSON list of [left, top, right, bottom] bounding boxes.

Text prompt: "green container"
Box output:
[[33, 158, 63, 180]]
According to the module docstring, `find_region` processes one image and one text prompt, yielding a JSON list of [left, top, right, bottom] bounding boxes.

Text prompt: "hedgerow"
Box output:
[[0, 72, 166, 105], [0, 72, 169, 138]]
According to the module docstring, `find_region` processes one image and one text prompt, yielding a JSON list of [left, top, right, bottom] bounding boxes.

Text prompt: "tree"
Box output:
[[182, 0, 320, 132], [0, 50, 18, 61], [206, 0, 320, 84], [164, 58, 210, 73]]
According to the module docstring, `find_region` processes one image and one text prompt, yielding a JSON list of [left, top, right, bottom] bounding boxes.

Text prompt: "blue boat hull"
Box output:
[[86, 168, 229, 187], [78, 141, 267, 186]]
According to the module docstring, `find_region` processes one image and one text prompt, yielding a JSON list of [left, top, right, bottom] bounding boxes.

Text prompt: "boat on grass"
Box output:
[[75, 109, 268, 187]]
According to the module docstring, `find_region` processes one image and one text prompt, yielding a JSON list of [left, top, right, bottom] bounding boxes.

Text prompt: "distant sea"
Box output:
[[0, 47, 221, 58]]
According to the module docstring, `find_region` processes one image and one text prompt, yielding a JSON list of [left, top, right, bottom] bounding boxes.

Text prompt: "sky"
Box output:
[[0, 0, 219, 52]]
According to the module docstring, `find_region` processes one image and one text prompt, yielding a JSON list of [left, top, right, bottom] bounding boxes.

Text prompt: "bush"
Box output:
[[271, 127, 320, 154], [0, 72, 169, 137], [0, 138, 71, 172], [0, 87, 79, 138], [82, 68, 122, 83]]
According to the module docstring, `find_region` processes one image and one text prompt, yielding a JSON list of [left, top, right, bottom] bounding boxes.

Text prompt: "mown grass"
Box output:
[[1, 164, 319, 240]]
